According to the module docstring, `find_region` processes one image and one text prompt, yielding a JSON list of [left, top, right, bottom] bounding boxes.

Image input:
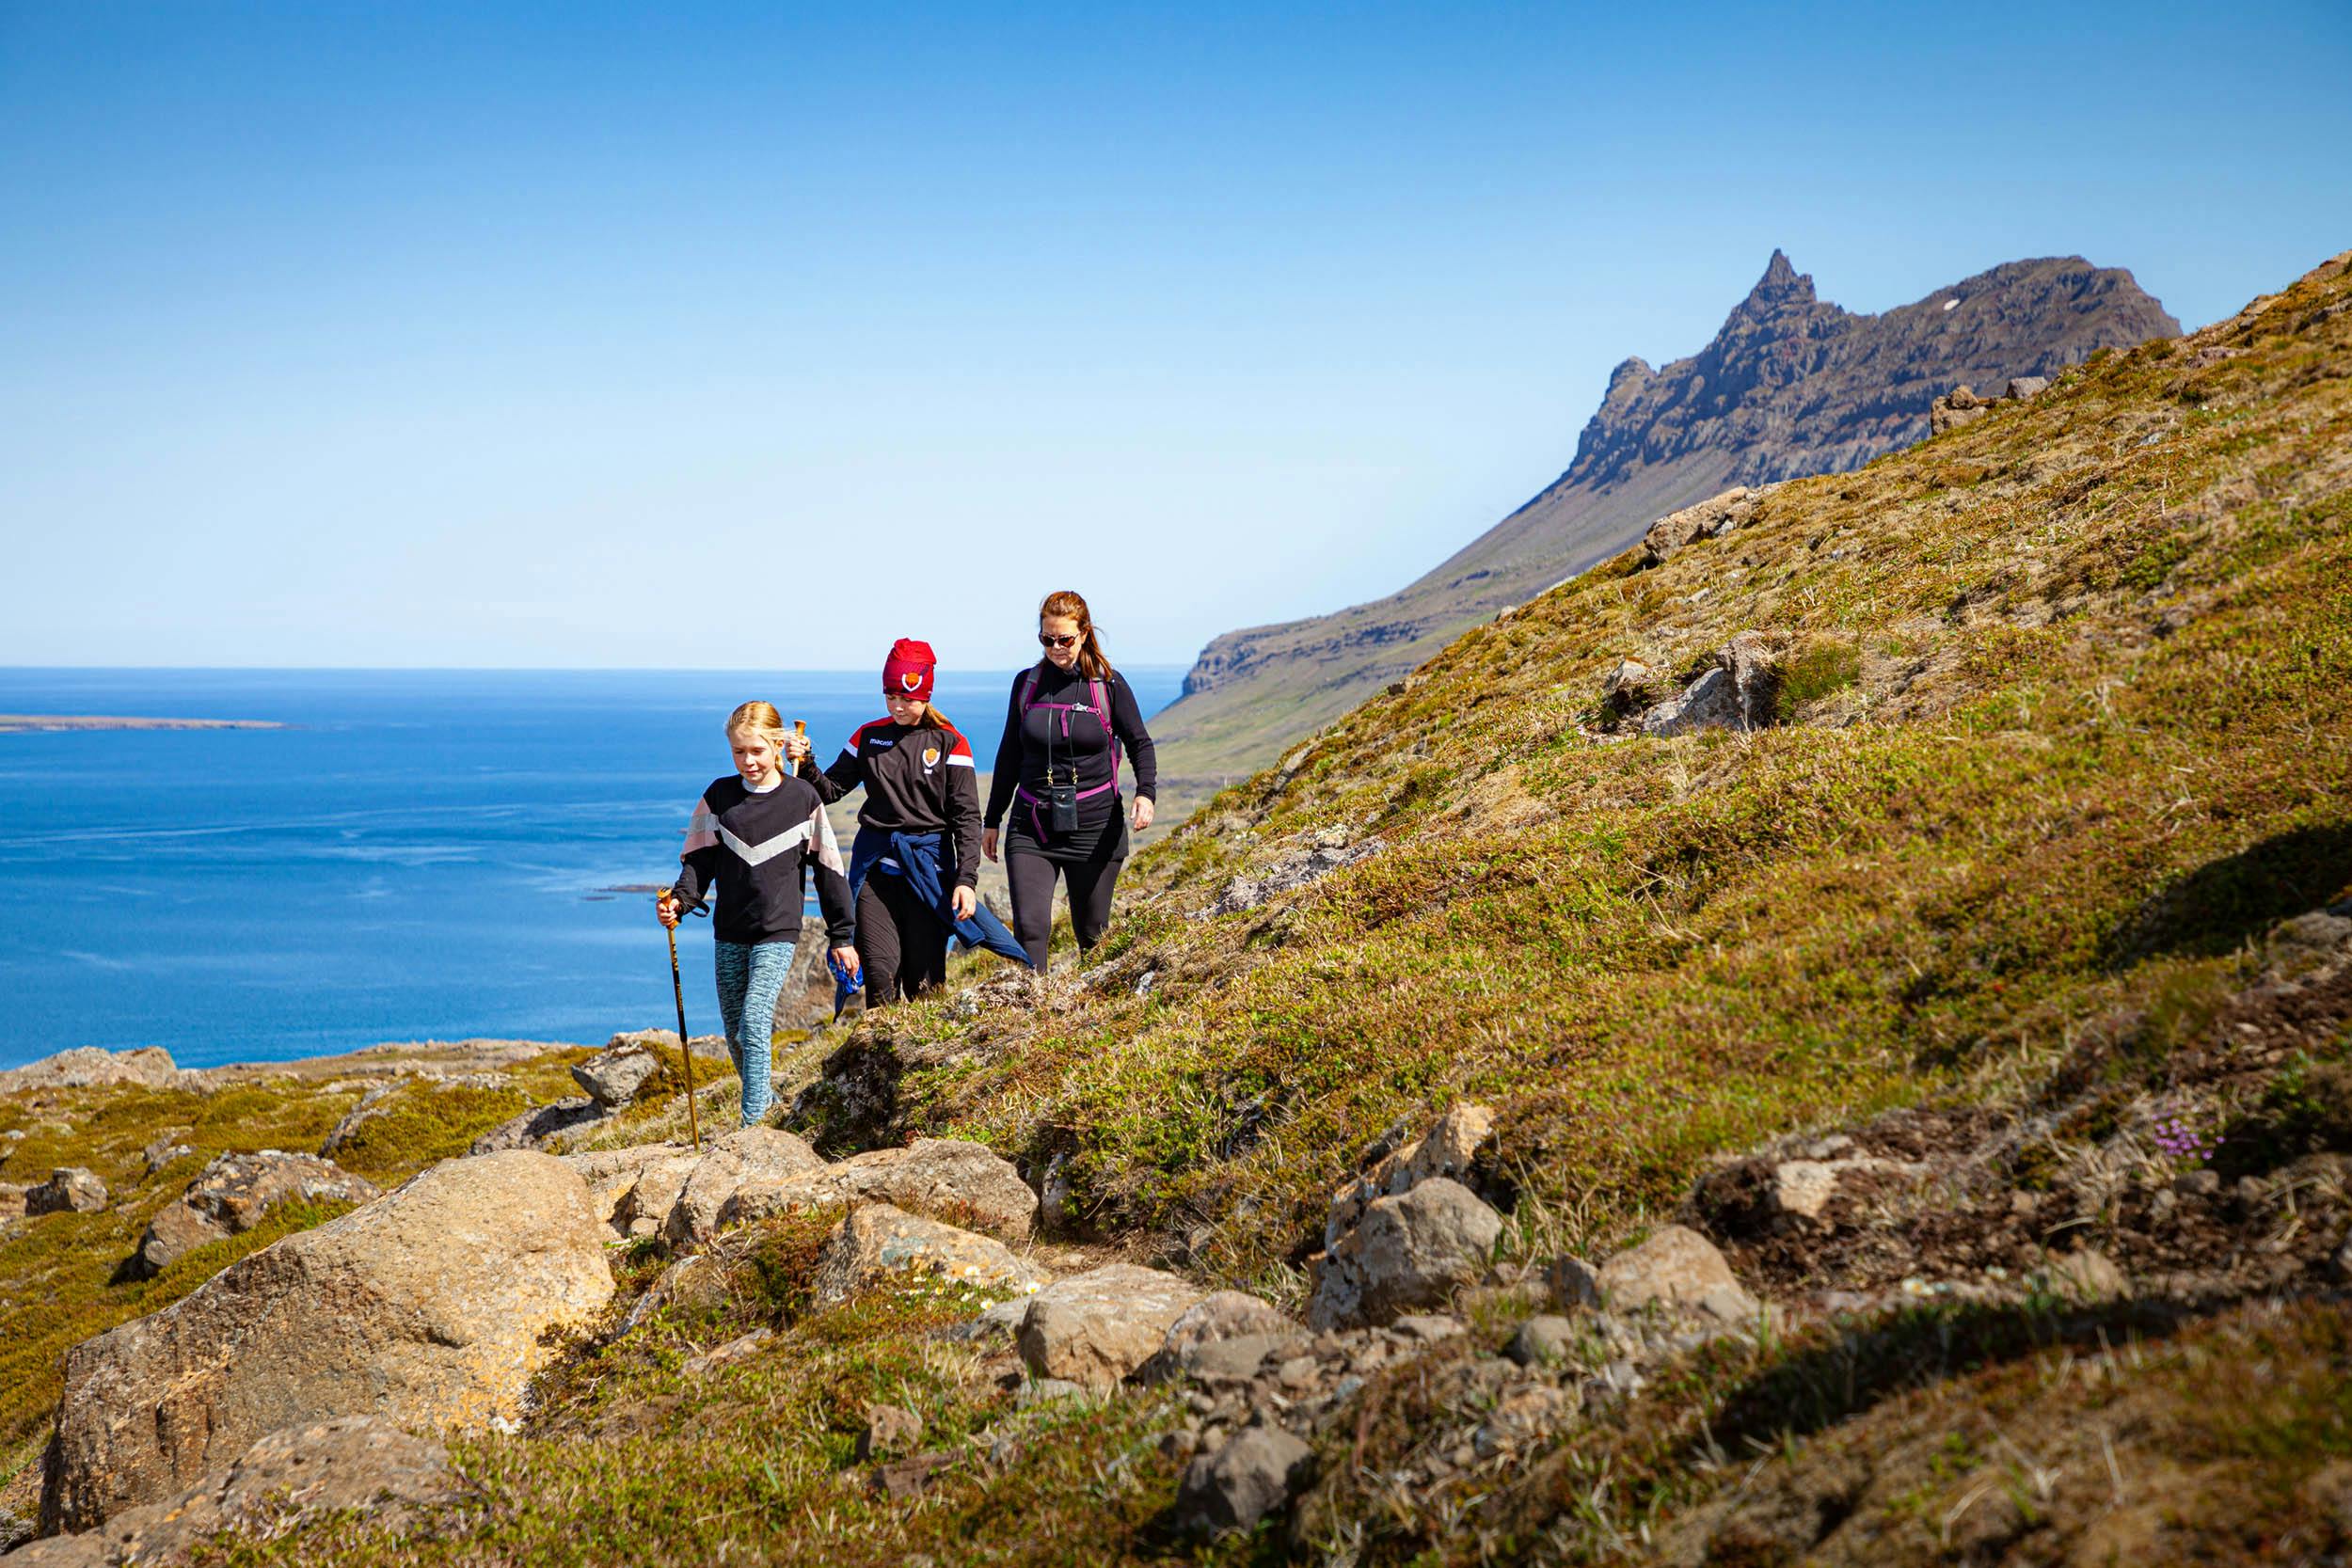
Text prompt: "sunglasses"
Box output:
[[1038, 632, 1081, 649]]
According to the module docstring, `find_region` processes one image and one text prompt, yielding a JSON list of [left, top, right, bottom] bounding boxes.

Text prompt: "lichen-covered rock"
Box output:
[[27, 1167, 108, 1216], [1016, 1264, 1205, 1390], [44, 1150, 612, 1531], [662, 1127, 827, 1247], [1311, 1176, 1502, 1330], [808, 1203, 1045, 1309], [11, 1416, 454, 1568], [128, 1152, 381, 1279], [717, 1137, 1038, 1243]]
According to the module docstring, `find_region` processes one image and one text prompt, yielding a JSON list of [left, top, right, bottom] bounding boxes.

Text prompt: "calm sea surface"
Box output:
[[0, 667, 1182, 1069]]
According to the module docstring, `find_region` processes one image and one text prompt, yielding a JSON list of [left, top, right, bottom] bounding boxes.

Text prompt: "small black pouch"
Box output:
[[1046, 781, 1081, 834]]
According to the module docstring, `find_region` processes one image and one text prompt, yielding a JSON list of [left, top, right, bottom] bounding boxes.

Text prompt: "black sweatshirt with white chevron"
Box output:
[[668, 775, 856, 946]]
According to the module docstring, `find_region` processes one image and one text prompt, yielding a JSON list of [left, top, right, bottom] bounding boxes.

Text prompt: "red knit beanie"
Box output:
[[883, 638, 936, 702]]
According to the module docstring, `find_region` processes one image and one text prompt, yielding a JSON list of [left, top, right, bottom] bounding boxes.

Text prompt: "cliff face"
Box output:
[[1157, 253, 2179, 775]]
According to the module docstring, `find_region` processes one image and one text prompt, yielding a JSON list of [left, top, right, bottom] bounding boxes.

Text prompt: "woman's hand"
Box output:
[[982, 828, 1000, 863], [656, 894, 681, 929], [785, 733, 812, 768], [950, 885, 977, 922], [830, 944, 862, 983], [1131, 796, 1155, 832]]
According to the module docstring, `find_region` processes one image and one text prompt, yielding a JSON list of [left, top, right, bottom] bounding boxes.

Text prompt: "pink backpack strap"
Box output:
[[1090, 675, 1121, 790]]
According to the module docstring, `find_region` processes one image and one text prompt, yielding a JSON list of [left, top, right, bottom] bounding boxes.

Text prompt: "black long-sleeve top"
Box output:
[[799, 718, 984, 891], [669, 774, 856, 946], [983, 662, 1158, 831]]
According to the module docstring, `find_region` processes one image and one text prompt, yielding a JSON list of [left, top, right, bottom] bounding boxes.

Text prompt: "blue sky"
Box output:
[[3, 2, 2346, 673]]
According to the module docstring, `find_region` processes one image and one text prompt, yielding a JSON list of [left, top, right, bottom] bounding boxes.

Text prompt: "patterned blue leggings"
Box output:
[[712, 939, 796, 1127]]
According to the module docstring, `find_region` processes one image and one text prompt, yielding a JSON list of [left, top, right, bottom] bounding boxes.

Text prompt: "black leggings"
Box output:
[[857, 872, 949, 1007], [1006, 847, 1122, 972]]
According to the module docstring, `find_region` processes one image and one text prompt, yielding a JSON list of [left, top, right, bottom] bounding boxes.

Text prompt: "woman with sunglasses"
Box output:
[[982, 590, 1158, 972]]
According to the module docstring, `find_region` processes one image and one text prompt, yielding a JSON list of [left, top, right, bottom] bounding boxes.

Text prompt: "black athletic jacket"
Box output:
[[670, 775, 855, 945], [801, 719, 984, 891], [983, 663, 1158, 831]]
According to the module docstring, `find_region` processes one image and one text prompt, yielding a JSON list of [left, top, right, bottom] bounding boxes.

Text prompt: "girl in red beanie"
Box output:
[[787, 639, 983, 1006]]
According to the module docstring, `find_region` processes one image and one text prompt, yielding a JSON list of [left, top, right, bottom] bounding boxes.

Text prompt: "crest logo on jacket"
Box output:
[[922, 746, 941, 769]]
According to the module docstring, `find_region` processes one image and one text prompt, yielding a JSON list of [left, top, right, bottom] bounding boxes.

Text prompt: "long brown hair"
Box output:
[[1040, 589, 1113, 680]]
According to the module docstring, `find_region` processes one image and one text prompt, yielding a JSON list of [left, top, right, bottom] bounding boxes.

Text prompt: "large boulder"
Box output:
[[808, 1203, 1047, 1310], [1015, 1264, 1205, 1390], [1310, 1176, 1501, 1330], [717, 1137, 1038, 1243], [27, 1168, 108, 1216], [44, 1149, 612, 1531], [127, 1152, 381, 1279], [662, 1127, 828, 1247], [13, 1416, 454, 1568]]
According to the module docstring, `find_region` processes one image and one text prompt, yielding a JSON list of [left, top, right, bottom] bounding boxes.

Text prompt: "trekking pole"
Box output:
[[660, 896, 703, 1151]]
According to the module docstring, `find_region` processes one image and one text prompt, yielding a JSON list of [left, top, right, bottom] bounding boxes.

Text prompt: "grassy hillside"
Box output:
[[4, 251, 2346, 1565], [853, 250, 2350, 1290]]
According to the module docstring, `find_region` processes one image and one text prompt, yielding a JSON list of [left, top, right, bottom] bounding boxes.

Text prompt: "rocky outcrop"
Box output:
[[1200, 829, 1379, 919], [27, 1168, 108, 1216], [1311, 1105, 1506, 1329], [717, 1137, 1039, 1243], [1627, 632, 1779, 736], [1310, 1177, 1502, 1331], [1015, 1264, 1206, 1389], [1640, 485, 1770, 569], [808, 1204, 1046, 1310], [126, 1151, 380, 1279], [1324, 1102, 1495, 1249], [0, 1047, 189, 1096], [44, 1150, 612, 1531], [14, 1417, 454, 1567]]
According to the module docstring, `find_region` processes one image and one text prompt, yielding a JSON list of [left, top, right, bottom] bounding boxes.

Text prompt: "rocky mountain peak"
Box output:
[[1741, 247, 1815, 312], [1559, 255, 2178, 495]]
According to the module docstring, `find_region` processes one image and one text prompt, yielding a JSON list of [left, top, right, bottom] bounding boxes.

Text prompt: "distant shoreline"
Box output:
[[0, 714, 285, 734]]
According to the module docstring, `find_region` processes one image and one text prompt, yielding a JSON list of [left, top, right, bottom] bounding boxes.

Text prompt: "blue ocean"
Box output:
[[0, 667, 1183, 1069]]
